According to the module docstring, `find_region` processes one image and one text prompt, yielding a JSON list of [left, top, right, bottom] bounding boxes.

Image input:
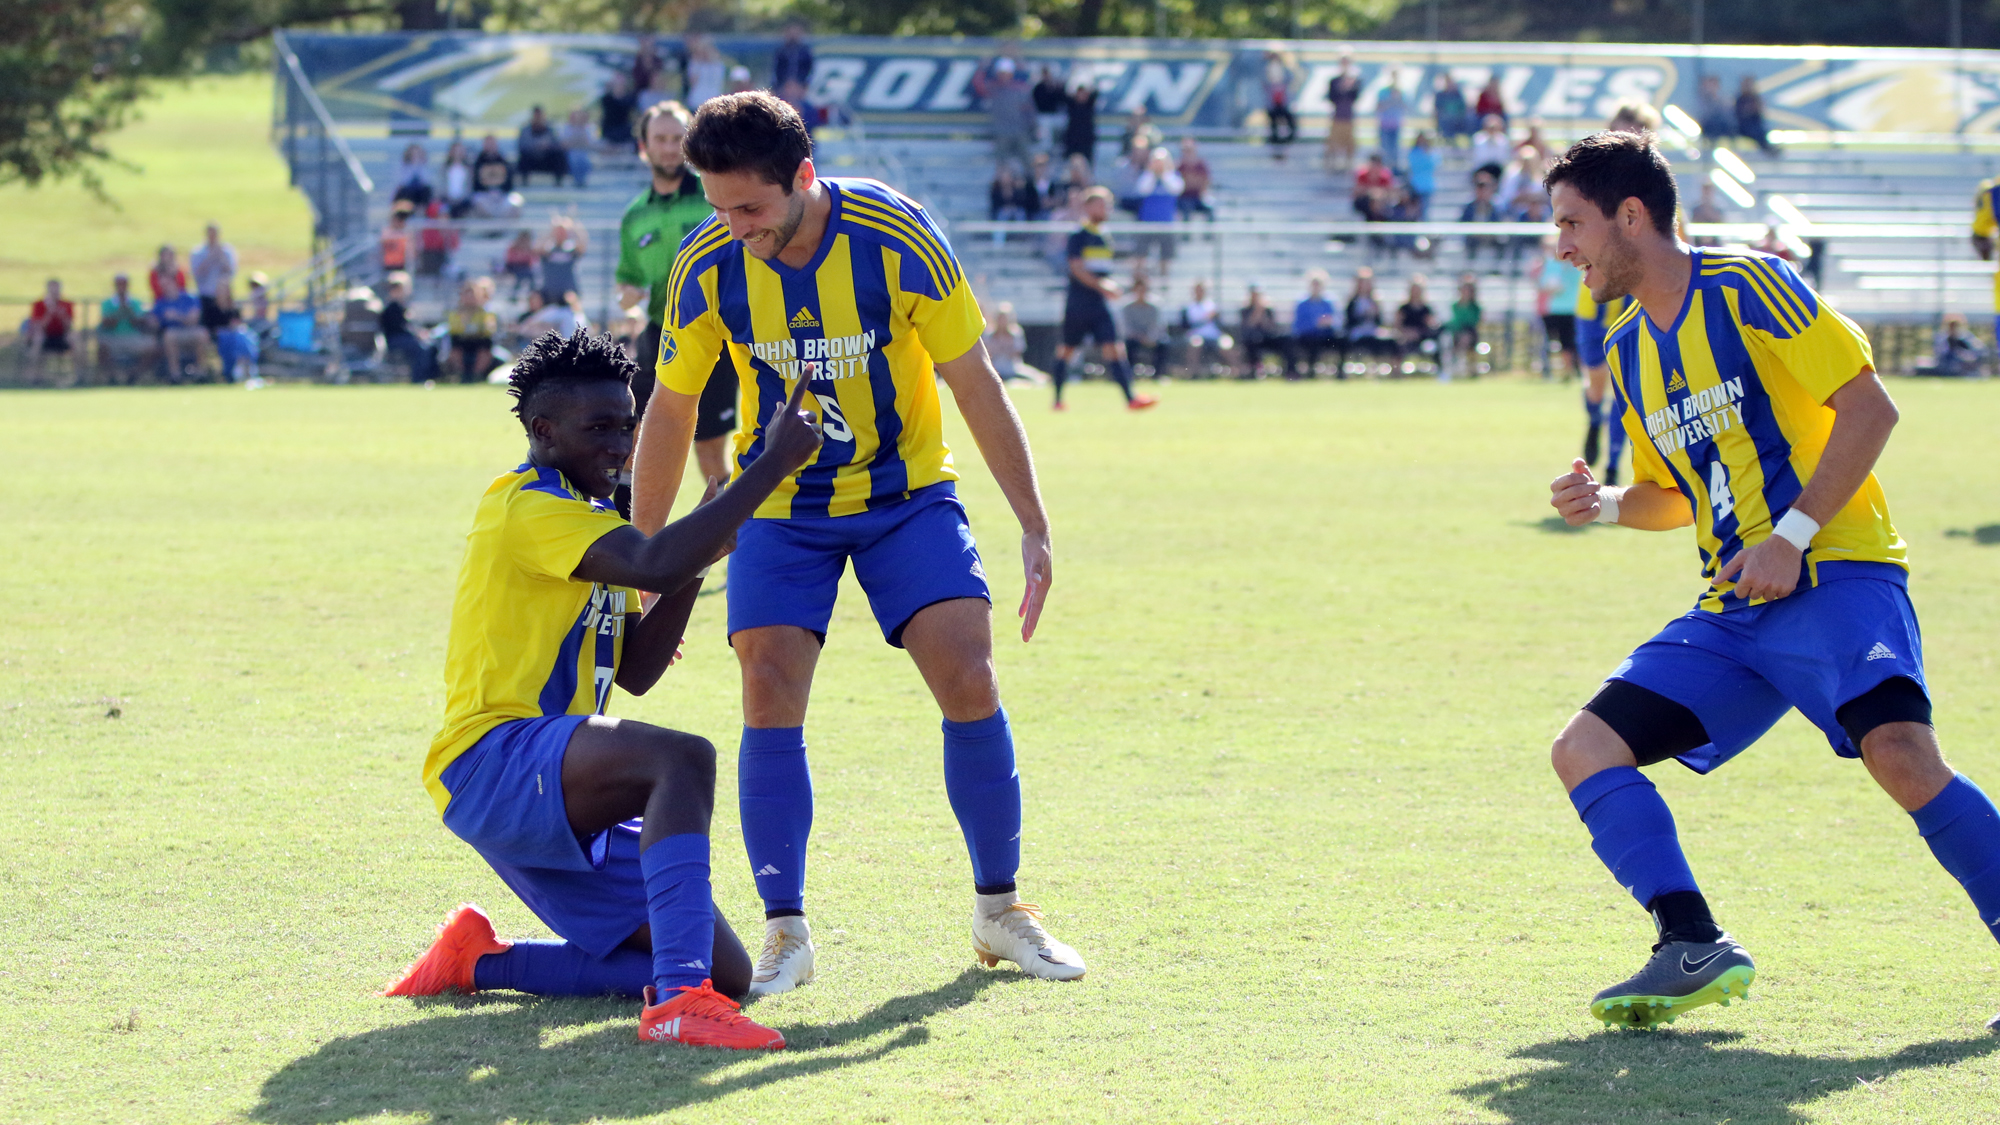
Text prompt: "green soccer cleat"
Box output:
[[1589, 934, 1755, 1030]]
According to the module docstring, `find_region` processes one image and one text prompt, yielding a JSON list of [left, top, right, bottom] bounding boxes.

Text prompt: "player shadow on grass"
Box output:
[[1944, 525, 2000, 545], [1523, 516, 1597, 535], [249, 967, 1012, 1124], [1455, 1028, 1998, 1124]]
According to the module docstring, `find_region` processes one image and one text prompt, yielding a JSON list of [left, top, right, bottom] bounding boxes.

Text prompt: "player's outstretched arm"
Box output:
[[578, 376, 823, 594], [617, 480, 721, 695], [1550, 458, 1690, 531], [935, 339, 1053, 641], [631, 385, 701, 534]]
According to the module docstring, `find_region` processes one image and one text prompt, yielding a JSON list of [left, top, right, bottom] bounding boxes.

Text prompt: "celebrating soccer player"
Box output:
[[386, 331, 822, 1049], [1544, 131, 2000, 1030], [629, 92, 1086, 995]]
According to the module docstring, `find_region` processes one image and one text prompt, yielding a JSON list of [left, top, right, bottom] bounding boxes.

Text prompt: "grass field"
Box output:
[[5, 376, 2000, 1123], [0, 74, 312, 324]]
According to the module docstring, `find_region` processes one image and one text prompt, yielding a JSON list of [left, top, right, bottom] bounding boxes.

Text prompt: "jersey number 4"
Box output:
[[1708, 461, 1735, 522]]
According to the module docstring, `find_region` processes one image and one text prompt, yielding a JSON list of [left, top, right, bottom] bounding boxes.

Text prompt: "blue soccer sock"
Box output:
[[639, 833, 714, 992], [942, 708, 1022, 893], [1569, 766, 1702, 912], [1107, 358, 1136, 401], [473, 941, 651, 998], [1582, 392, 1605, 427], [1912, 773, 2000, 943], [1607, 412, 1627, 472], [1050, 355, 1069, 403], [739, 725, 812, 916]]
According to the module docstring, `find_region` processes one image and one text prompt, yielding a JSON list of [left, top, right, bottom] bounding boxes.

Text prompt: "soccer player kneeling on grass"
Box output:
[[385, 330, 822, 1050], [1545, 132, 2000, 1032]]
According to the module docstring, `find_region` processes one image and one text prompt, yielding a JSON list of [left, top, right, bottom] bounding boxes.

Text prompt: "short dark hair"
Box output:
[[684, 91, 812, 190], [639, 99, 692, 143], [1544, 130, 1678, 237], [507, 330, 637, 428]]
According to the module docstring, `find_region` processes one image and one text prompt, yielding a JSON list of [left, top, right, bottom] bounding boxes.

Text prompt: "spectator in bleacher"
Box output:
[[976, 56, 1036, 177], [1445, 272, 1481, 378], [1028, 150, 1058, 214], [1122, 277, 1165, 377], [1474, 74, 1508, 129], [1376, 69, 1407, 171], [1390, 183, 1429, 258], [1696, 75, 1734, 142], [1121, 108, 1160, 158], [417, 197, 460, 275], [1930, 313, 1984, 377], [96, 273, 153, 383], [1520, 118, 1554, 162], [1395, 275, 1439, 362], [561, 108, 594, 188], [779, 76, 819, 138], [1433, 73, 1470, 148], [441, 140, 474, 218], [1032, 66, 1067, 153], [1469, 114, 1511, 177], [1499, 146, 1545, 215], [1063, 80, 1099, 167], [1176, 137, 1215, 221], [393, 143, 434, 207], [985, 302, 1043, 384], [727, 65, 755, 97], [1406, 131, 1436, 217], [1108, 139, 1150, 214], [1063, 152, 1095, 195], [244, 272, 271, 332], [503, 231, 539, 298], [155, 274, 208, 383], [1343, 267, 1391, 360], [1237, 286, 1289, 377], [517, 106, 570, 185], [686, 35, 725, 107], [1460, 171, 1502, 264], [536, 215, 588, 304], [25, 278, 75, 383], [989, 162, 1039, 220], [1132, 147, 1181, 277], [447, 278, 499, 383], [636, 69, 671, 115], [1263, 51, 1297, 160], [1736, 75, 1773, 153], [600, 73, 637, 147], [380, 201, 415, 279], [1511, 192, 1551, 268], [1690, 181, 1726, 244], [378, 272, 438, 383], [1752, 223, 1799, 263], [1324, 54, 1361, 172], [147, 245, 186, 303], [516, 287, 589, 342], [214, 308, 259, 384], [190, 223, 238, 336], [1606, 100, 1661, 134], [773, 20, 813, 91], [1181, 280, 1226, 376], [632, 33, 662, 96], [473, 133, 514, 193], [1354, 150, 1393, 197], [1291, 272, 1340, 379]]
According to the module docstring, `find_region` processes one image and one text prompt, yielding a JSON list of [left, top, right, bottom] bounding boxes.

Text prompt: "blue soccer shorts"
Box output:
[[439, 714, 649, 957], [1061, 296, 1120, 349], [726, 481, 990, 648], [1603, 569, 1926, 775], [1576, 316, 1608, 368]]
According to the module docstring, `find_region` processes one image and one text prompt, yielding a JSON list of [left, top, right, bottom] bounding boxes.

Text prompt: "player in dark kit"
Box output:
[[1544, 131, 2000, 1032], [1050, 186, 1157, 412]]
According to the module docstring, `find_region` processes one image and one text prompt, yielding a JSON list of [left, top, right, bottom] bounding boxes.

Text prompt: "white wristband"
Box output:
[[1772, 508, 1820, 551], [1593, 489, 1620, 525], [695, 564, 712, 580]]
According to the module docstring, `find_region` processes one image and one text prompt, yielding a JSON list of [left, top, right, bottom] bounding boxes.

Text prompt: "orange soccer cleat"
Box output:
[[381, 903, 512, 997], [1127, 394, 1160, 410], [638, 980, 787, 1050]]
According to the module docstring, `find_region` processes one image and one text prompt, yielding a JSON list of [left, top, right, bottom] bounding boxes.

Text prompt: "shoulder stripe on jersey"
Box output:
[[842, 195, 961, 290], [1743, 255, 1814, 328], [1605, 299, 1644, 338], [666, 222, 732, 325], [1702, 262, 1806, 336], [842, 213, 954, 291], [1702, 250, 1815, 331]]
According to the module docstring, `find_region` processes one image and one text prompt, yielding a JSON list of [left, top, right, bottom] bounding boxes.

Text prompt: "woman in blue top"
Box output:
[[1132, 147, 1183, 278]]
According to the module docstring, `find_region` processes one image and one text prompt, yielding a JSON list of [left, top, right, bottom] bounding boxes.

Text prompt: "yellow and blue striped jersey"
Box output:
[[1972, 177, 2000, 312], [425, 463, 637, 814], [656, 178, 987, 519], [1608, 248, 1906, 613]]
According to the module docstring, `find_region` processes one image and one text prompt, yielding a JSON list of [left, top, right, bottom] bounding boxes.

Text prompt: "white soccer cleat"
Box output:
[[971, 892, 1086, 981], [747, 915, 816, 996]]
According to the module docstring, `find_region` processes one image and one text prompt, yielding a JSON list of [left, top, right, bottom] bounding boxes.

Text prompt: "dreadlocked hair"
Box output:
[[506, 329, 638, 428]]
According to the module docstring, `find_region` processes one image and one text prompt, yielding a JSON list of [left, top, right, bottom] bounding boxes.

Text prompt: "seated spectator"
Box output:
[[1353, 151, 1394, 196], [441, 140, 474, 218], [517, 288, 588, 341], [214, 308, 260, 384], [446, 278, 499, 383], [503, 231, 540, 298], [1469, 114, 1513, 179], [1132, 147, 1182, 277], [727, 65, 755, 96], [1109, 140, 1149, 214], [600, 73, 637, 147], [1237, 286, 1290, 378], [1511, 193, 1551, 266], [1696, 75, 1734, 142], [1444, 272, 1482, 379], [1736, 75, 1773, 153], [26, 278, 76, 384], [97, 272, 154, 382], [1389, 184, 1429, 258], [989, 162, 1040, 221], [1520, 118, 1553, 162], [1929, 313, 1984, 377], [1064, 152, 1095, 196], [471, 135, 521, 217], [536, 215, 588, 303], [1691, 181, 1727, 226], [380, 271, 439, 383], [148, 244, 186, 303], [1176, 137, 1215, 221], [1290, 272, 1340, 379], [1344, 267, 1394, 360], [381, 201, 415, 278], [1121, 107, 1158, 157], [1433, 74, 1470, 147], [1028, 150, 1058, 215], [1498, 146, 1545, 216], [1460, 173, 1503, 263], [1123, 277, 1165, 377], [392, 143, 434, 207], [1474, 75, 1508, 130], [985, 302, 1043, 384], [243, 271, 272, 330], [1752, 223, 1799, 262], [154, 275, 209, 383], [1181, 280, 1227, 376], [1405, 132, 1436, 216], [516, 106, 569, 185], [1607, 100, 1662, 134], [417, 199, 460, 276], [561, 108, 594, 188], [635, 69, 673, 115], [1396, 275, 1440, 361], [778, 77, 818, 138]]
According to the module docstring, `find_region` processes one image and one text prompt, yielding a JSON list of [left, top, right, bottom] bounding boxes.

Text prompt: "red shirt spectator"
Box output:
[[1475, 78, 1508, 125], [1354, 154, 1394, 194], [148, 245, 187, 302], [30, 288, 76, 346]]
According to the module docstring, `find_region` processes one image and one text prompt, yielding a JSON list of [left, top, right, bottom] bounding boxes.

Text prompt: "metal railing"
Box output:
[[272, 30, 375, 253]]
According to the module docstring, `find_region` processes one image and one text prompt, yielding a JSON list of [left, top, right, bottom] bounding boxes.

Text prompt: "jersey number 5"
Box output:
[[1708, 461, 1735, 522], [815, 393, 854, 442]]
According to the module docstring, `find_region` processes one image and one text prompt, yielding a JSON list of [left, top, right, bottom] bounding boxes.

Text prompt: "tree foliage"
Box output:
[[0, 1, 149, 191]]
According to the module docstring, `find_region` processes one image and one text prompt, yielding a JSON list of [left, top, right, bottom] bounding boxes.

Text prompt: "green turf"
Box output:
[[0, 74, 313, 321], [5, 377, 2000, 1123]]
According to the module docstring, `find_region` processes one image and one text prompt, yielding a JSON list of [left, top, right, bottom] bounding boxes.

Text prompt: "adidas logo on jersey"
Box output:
[[1866, 642, 1897, 661], [1665, 370, 1687, 392], [755, 864, 781, 876], [790, 306, 819, 328]]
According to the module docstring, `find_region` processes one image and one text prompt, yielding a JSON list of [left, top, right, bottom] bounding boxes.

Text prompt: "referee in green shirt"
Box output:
[[617, 100, 739, 498]]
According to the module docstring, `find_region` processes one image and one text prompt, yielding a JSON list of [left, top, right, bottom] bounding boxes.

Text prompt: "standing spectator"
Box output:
[[1291, 272, 1340, 379], [379, 272, 438, 383], [1474, 74, 1508, 129], [417, 198, 460, 276], [1375, 70, 1407, 171], [772, 21, 813, 92], [1459, 171, 1502, 264], [1032, 65, 1067, 153], [1121, 108, 1159, 156], [503, 231, 539, 298], [1324, 54, 1361, 172], [1181, 279, 1226, 376], [154, 274, 208, 382], [1132, 147, 1181, 277], [1123, 277, 1165, 376], [685, 35, 725, 107], [1109, 138, 1149, 214], [97, 273, 153, 383], [1263, 51, 1297, 159], [976, 56, 1036, 175], [985, 302, 1043, 384], [1063, 80, 1099, 167], [632, 33, 662, 95], [600, 73, 637, 146], [989, 162, 1040, 220], [214, 308, 259, 384], [442, 140, 474, 218], [446, 278, 499, 383], [1444, 272, 1481, 378], [147, 245, 186, 303], [25, 278, 76, 383], [189, 222, 238, 336], [1736, 75, 1773, 153], [1520, 118, 1554, 162], [1433, 73, 1470, 147], [1406, 132, 1437, 217], [536, 215, 588, 303], [516, 106, 569, 185], [726, 65, 755, 96], [380, 201, 415, 278], [1470, 114, 1513, 178], [393, 143, 434, 207], [1533, 240, 1583, 381], [1696, 75, 1734, 142], [1237, 286, 1289, 377], [561, 108, 594, 187], [1176, 137, 1215, 220], [1395, 275, 1439, 361]]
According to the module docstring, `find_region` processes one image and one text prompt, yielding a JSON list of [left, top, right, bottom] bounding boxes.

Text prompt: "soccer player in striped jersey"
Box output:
[[1574, 283, 1630, 483], [1969, 173, 2000, 345], [630, 92, 1086, 995], [1545, 131, 2000, 1031]]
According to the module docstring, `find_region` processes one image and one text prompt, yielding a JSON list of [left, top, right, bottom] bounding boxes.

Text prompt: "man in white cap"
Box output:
[[980, 56, 1036, 175]]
